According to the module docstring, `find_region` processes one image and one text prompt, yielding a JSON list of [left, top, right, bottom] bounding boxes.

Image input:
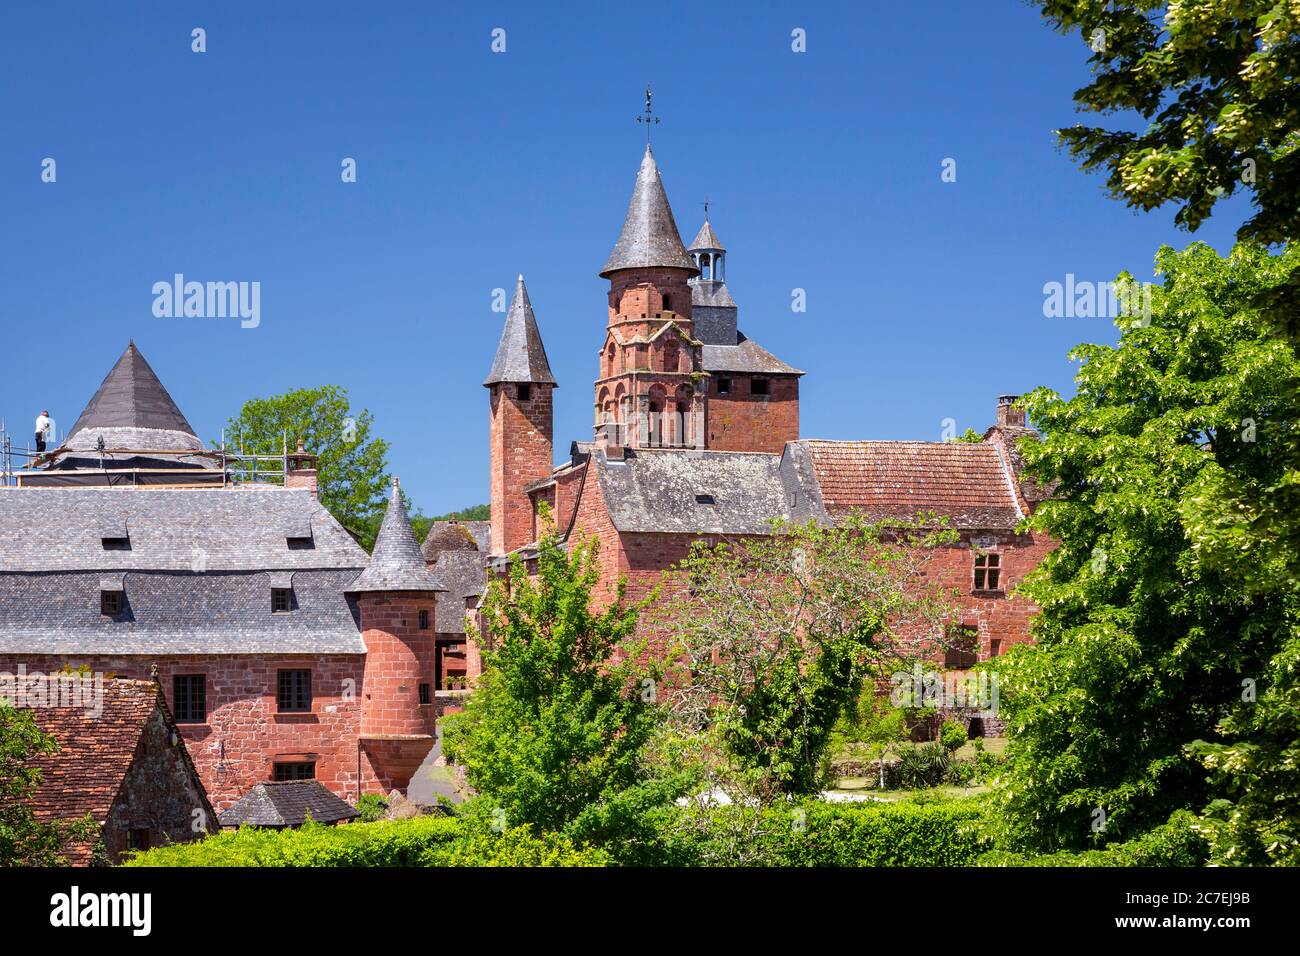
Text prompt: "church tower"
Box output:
[[485, 276, 556, 555], [595, 146, 705, 450]]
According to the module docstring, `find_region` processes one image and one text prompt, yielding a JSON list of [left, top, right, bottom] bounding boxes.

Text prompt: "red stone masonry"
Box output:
[[489, 382, 554, 555]]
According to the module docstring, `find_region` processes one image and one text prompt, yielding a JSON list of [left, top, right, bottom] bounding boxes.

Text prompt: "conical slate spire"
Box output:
[[347, 478, 445, 593], [63, 341, 203, 452], [688, 219, 725, 253], [483, 275, 557, 387], [600, 146, 698, 278]]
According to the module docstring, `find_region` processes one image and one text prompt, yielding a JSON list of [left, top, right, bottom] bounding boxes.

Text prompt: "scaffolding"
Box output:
[[0, 419, 293, 489]]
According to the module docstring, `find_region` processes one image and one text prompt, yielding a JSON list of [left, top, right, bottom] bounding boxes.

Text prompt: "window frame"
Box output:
[[271, 587, 292, 613], [276, 669, 312, 713], [172, 673, 207, 724], [973, 551, 1002, 592], [100, 590, 123, 616], [272, 761, 316, 782]]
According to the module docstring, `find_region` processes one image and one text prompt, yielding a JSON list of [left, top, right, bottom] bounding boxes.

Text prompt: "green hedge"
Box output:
[[124, 815, 609, 868], [641, 797, 990, 867], [976, 811, 1209, 867]]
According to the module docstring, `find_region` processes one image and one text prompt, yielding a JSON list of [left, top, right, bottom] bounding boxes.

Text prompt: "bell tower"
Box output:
[[595, 145, 704, 450]]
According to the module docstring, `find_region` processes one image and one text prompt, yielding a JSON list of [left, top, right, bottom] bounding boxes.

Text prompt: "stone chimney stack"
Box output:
[[996, 395, 1026, 428], [286, 439, 319, 497]]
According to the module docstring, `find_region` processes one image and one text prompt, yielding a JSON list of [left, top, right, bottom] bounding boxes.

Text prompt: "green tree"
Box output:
[[0, 705, 96, 866], [220, 386, 391, 549], [995, 241, 1300, 855], [1032, 1, 1300, 244], [440, 522, 675, 844], [658, 515, 958, 801]]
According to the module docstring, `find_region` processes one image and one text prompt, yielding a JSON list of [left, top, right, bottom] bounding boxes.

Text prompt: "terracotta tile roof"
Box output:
[[19, 677, 158, 827], [803, 440, 1024, 530]]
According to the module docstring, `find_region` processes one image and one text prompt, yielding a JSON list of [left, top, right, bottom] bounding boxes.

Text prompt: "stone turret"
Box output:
[[346, 478, 444, 794]]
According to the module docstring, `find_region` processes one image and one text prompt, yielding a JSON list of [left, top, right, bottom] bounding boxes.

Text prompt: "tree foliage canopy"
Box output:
[[440, 525, 676, 843], [996, 241, 1300, 859], [220, 385, 391, 549], [1034, 0, 1300, 244]]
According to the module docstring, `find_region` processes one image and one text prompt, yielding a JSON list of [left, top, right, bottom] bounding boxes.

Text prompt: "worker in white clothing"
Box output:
[[34, 410, 52, 453]]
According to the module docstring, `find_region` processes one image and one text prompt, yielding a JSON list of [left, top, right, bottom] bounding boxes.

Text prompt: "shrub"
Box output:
[[355, 794, 387, 823], [654, 798, 990, 867], [895, 742, 951, 789], [940, 721, 968, 752], [977, 811, 1209, 867], [124, 815, 608, 867]]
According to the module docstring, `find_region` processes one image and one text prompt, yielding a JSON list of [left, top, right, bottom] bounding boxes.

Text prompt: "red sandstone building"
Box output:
[[478, 145, 1054, 695], [0, 343, 456, 811]]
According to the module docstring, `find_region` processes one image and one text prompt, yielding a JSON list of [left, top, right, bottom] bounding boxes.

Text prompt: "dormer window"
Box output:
[[272, 588, 292, 613], [98, 516, 129, 550], [286, 536, 314, 550], [695, 494, 716, 505], [100, 573, 125, 616]]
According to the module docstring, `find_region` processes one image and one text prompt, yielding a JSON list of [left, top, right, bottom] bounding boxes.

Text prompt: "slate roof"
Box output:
[[801, 440, 1025, 530], [691, 280, 737, 309], [600, 146, 698, 278], [420, 520, 483, 562], [347, 480, 444, 593], [484, 276, 557, 386], [218, 780, 359, 828], [702, 334, 804, 375], [62, 342, 205, 454], [430, 550, 488, 634], [0, 569, 367, 655], [0, 487, 368, 573], [688, 219, 725, 252], [0, 487, 370, 654], [17, 677, 214, 863], [592, 448, 792, 534]]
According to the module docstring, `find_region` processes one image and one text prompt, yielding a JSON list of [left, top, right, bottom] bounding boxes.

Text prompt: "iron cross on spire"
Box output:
[[636, 84, 659, 142]]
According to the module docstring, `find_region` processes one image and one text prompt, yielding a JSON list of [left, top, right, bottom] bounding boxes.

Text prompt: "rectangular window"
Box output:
[[751, 378, 769, 396], [100, 590, 123, 615], [272, 588, 292, 613], [273, 762, 315, 781], [716, 378, 731, 396], [944, 626, 979, 669], [419, 609, 430, 630], [419, 683, 432, 705], [101, 536, 130, 551], [973, 552, 1001, 591], [277, 669, 312, 713], [126, 828, 150, 852], [517, 383, 531, 401], [173, 674, 207, 723]]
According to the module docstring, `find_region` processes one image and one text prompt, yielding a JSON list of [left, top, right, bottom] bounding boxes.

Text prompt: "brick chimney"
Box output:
[[286, 439, 319, 497], [996, 395, 1026, 428]]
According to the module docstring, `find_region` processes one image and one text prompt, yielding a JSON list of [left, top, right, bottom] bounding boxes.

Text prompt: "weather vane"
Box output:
[[703, 198, 710, 219], [636, 84, 659, 143]]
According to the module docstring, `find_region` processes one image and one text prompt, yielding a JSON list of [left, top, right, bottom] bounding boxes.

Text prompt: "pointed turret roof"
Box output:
[[346, 479, 445, 593], [483, 276, 557, 387], [63, 341, 203, 452], [600, 146, 698, 278], [688, 219, 725, 253]]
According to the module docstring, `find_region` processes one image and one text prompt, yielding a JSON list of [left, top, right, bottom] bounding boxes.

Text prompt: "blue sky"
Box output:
[[0, 1, 1248, 514]]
